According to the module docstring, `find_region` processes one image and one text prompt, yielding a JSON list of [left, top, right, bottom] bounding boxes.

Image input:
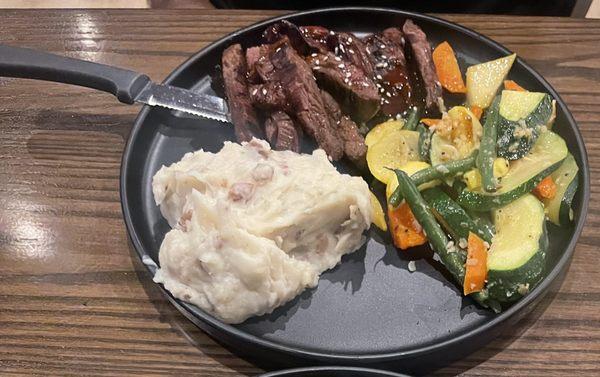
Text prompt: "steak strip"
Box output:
[[402, 19, 442, 110], [307, 52, 380, 123], [264, 111, 301, 152], [221, 44, 263, 142], [249, 82, 289, 112], [365, 27, 414, 115], [260, 43, 343, 160], [320, 90, 367, 165], [262, 20, 328, 55], [327, 31, 375, 78]]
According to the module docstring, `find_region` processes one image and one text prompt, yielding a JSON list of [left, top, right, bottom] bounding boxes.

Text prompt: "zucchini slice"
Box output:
[[486, 194, 547, 302], [543, 154, 579, 226], [366, 130, 420, 184], [365, 119, 405, 147], [457, 131, 567, 211], [422, 187, 494, 243], [466, 53, 516, 109], [497, 90, 554, 160], [386, 161, 438, 202]]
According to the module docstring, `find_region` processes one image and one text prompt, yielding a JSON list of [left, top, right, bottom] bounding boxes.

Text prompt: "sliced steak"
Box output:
[[402, 19, 442, 110], [338, 116, 367, 167], [299, 25, 330, 46], [264, 111, 301, 152], [245, 46, 263, 84], [327, 31, 375, 78], [364, 27, 414, 116], [307, 52, 380, 123], [268, 43, 343, 160], [320, 89, 342, 121], [246, 41, 287, 84], [262, 20, 327, 55], [320, 90, 367, 165], [249, 82, 288, 111], [221, 44, 263, 142]]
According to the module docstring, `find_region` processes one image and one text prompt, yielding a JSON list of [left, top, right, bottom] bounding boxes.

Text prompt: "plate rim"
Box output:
[[120, 6, 590, 363], [259, 366, 410, 377]]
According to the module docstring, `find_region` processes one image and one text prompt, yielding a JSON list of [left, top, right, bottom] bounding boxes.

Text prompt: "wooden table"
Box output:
[[0, 9, 598, 376]]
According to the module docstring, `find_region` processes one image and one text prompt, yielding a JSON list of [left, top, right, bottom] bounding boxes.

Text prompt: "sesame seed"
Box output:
[[376, 74, 383, 80], [347, 37, 353, 43], [329, 30, 335, 35], [251, 88, 258, 95], [261, 88, 267, 95], [349, 49, 355, 54], [380, 44, 386, 48], [338, 63, 345, 69], [381, 55, 387, 59], [344, 78, 349, 83], [386, 92, 392, 97], [315, 59, 320, 65], [362, 82, 369, 87], [311, 53, 317, 57], [383, 62, 389, 68], [313, 66, 321, 70], [323, 55, 328, 61], [339, 44, 345, 53], [334, 56, 341, 61]]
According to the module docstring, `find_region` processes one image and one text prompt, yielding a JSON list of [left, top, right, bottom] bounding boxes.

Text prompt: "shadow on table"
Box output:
[[128, 235, 566, 377]]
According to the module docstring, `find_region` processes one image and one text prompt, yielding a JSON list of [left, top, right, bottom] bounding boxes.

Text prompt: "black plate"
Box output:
[[120, 7, 590, 371], [260, 366, 409, 377]]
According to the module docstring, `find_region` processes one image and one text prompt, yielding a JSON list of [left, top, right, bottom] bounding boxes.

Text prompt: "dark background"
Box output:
[[211, 0, 591, 17]]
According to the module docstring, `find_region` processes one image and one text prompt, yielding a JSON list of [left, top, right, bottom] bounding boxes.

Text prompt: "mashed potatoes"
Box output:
[[152, 139, 371, 324]]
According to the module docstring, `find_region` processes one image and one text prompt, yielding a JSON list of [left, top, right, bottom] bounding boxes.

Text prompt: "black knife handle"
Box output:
[[0, 44, 151, 104]]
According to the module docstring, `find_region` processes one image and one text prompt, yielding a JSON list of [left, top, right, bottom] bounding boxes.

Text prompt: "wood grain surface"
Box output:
[[0, 9, 598, 376]]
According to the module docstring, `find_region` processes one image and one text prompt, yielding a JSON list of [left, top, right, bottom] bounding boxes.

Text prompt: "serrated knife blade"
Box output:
[[134, 82, 230, 123]]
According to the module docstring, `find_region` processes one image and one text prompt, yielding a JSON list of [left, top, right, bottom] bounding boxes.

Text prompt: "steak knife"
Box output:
[[0, 45, 230, 123]]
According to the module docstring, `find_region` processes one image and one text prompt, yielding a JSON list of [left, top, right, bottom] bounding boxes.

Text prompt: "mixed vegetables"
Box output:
[[367, 43, 579, 311]]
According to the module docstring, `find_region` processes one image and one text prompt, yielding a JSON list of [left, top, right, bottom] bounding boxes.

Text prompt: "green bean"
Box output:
[[417, 123, 431, 162], [467, 209, 496, 241], [394, 169, 490, 308], [478, 96, 501, 192], [404, 106, 420, 131], [388, 151, 478, 207]]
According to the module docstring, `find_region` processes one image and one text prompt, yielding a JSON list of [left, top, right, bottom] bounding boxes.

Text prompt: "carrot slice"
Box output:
[[388, 202, 427, 250], [421, 118, 441, 127], [504, 80, 526, 92], [433, 41, 467, 93], [464, 232, 488, 295], [470, 105, 483, 120], [533, 176, 557, 200]]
